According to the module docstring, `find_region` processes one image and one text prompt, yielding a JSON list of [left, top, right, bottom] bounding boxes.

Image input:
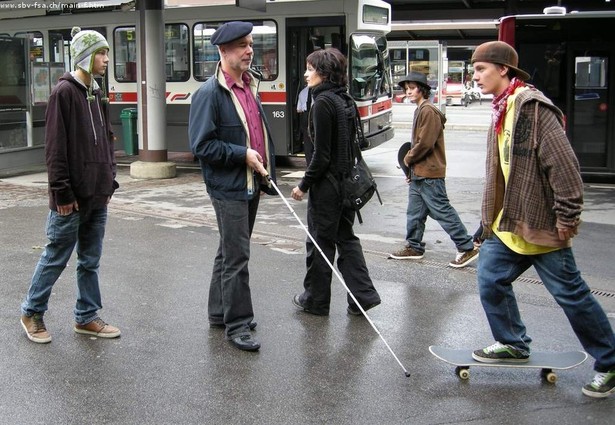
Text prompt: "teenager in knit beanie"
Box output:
[[70, 26, 110, 102]]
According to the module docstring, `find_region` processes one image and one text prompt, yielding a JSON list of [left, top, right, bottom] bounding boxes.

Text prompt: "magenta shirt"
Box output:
[[223, 70, 266, 166]]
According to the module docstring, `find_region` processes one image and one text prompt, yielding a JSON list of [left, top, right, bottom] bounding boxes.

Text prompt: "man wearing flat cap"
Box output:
[[470, 41, 615, 398], [189, 21, 276, 352]]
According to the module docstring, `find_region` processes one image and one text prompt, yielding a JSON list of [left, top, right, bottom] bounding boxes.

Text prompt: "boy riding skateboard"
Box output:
[[470, 41, 615, 398]]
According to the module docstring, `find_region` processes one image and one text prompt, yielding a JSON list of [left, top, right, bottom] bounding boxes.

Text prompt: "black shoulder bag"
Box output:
[[320, 91, 382, 224]]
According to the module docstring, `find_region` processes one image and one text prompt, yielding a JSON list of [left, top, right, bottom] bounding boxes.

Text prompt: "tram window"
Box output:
[[0, 37, 27, 151], [363, 4, 389, 25], [573, 55, 608, 167], [114, 25, 189, 83], [376, 35, 391, 95], [350, 34, 387, 101], [49, 32, 69, 69], [114, 27, 137, 82], [518, 43, 565, 101], [193, 23, 219, 80], [390, 48, 407, 87], [193, 20, 277, 82], [306, 27, 345, 54], [14, 31, 44, 62], [165, 24, 190, 82], [252, 22, 278, 81], [575, 56, 607, 88]]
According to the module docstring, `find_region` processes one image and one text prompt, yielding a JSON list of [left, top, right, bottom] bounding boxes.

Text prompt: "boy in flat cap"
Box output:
[[471, 41, 615, 398], [20, 27, 120, 343], [389, 71, 478, 268], [189, 21, 276, 352]]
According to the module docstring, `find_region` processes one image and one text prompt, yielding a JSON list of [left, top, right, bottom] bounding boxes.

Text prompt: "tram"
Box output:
[[498, 8, 615, 181], [0, 0, 394, 165]]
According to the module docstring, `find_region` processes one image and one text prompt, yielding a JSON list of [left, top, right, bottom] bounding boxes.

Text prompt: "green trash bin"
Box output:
[[120, 108, 138, 155]]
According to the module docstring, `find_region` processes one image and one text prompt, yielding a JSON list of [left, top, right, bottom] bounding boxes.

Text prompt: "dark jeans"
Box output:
[[209, 196, 260, 338], [478, 235, 615, 372], [300, 176, 380, 315]]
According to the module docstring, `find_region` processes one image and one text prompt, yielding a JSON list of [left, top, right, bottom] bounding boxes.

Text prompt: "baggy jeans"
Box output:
[[477, 235, 615, 372]]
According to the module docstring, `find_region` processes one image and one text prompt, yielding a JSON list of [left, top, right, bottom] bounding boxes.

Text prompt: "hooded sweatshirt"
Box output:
[[404, 101, 448, 178], [45, 72, 118, 212], [481, 87, 583, 248]]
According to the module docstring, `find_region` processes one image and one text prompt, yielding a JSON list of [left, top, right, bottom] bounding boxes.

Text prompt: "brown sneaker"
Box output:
[[21, 313, 52, 344], [389, 246, 424, 260], [449, 247, 479, 268], [74, 318, 121, 338]]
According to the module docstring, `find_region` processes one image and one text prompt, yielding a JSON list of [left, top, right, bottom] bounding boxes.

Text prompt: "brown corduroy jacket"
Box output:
[[404, 101, 447, 178], [481, 87, 583, 248]]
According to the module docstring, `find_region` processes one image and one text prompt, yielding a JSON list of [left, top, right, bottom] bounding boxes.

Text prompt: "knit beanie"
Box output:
[[70, 26, 110, 102]]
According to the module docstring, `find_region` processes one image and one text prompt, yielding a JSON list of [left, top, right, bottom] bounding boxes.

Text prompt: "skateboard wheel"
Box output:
[[455, 366, 470, 380], [541, 369, 557, 384]]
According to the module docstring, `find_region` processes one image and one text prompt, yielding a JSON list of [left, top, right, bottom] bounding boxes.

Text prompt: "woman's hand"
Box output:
[[291, 186, 305, 201]]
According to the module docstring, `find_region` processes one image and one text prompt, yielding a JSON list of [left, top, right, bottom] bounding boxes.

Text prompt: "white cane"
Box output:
[[266, 175, 410, 377]]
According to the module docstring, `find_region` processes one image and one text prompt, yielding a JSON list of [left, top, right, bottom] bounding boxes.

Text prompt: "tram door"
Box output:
[[286, 16, 345, 156], [569, 44, 613, 172]]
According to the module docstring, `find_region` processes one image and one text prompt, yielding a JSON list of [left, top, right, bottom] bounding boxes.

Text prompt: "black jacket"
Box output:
[[298, 83, 347, 193], [189, 65, 276, 200]]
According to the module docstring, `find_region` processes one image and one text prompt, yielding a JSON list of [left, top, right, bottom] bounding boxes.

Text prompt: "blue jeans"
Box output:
[[405, 178, 473, 253], [477, 235, 615, 372], [209, 196, 259, 338], [21, 208, 108, 325]]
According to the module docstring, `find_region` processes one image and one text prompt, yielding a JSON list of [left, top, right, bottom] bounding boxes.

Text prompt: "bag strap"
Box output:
[[349, 98, 383, 208], [350, 100, 365, 162]]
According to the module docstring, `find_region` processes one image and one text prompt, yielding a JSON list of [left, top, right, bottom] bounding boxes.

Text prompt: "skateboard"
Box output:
[[397, 142, 412, 178], [429, 345, 588, 383]]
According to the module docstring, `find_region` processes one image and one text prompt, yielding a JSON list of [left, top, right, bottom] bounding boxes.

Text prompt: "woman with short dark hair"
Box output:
[[290, 48, 381, 317]]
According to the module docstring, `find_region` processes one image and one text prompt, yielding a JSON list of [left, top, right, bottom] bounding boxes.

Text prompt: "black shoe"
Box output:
[[347, 301, 380, 316], [210, 321, 257, 330], [229, 334, 260, 352], [292, 294, 328, 316]]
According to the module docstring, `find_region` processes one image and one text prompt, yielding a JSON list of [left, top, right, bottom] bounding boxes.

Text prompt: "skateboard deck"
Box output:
[[429, 345, 587, 383], [397, 142, 412, 178]]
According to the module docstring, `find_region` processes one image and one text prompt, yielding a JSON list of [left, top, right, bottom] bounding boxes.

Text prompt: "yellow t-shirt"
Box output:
[[492, 87, 557, 255]]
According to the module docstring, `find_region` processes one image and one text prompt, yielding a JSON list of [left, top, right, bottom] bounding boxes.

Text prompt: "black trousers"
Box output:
[[300, 176, 380, 314], [208, 195, 260, 338]]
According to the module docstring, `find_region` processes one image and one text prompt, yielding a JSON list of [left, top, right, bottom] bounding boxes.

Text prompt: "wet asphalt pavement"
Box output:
[[1, 103, 614, 424]]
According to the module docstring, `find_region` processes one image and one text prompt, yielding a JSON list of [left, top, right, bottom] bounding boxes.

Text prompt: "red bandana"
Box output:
[[491, 77, 526, 134]]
